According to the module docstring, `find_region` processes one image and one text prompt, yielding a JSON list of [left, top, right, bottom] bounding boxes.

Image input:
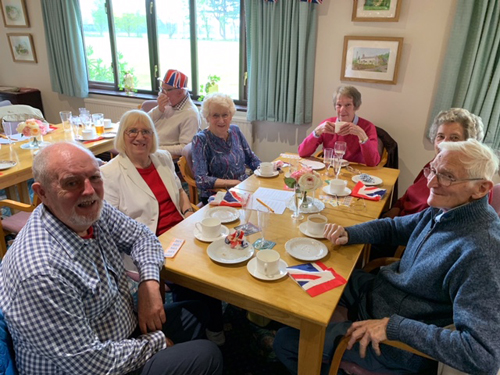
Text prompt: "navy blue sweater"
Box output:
[[347, 196, 500, 374]]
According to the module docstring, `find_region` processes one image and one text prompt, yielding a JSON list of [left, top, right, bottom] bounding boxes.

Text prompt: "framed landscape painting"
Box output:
[[7, 33, 37, 63], [352, 0, 402, 22], [0, 0, 29, 27], [341, 36, 403, 85]]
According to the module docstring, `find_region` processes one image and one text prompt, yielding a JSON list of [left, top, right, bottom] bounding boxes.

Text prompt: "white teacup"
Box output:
[[81, 128, 97, 140], [329, 179, 347, 195], [259, 162, 274, 176], [256, 249, 280, 277], [335, 121, 347, 133], [307, 214, 328, 236], [195, 218, 221, 238], [103, 118, 112, 127]]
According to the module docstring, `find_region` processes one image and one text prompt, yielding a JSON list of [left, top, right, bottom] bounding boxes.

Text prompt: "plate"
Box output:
[[0, 160, 17, 170], [352, 174, 383, 186], [299, 222, 325, 239], [194, 225, 230, 242], [254, 170, 279, 178], [247, 258, 288, 281], [286, 197, 325, 214], [300, 159, 325, 170], [76, 136, 101, 142], [285, 237, 328, 261], [207, 238, 254, 264], [207, 207, 240, 223], [322, 186, 352, 197], [102, 132, 116, 138]]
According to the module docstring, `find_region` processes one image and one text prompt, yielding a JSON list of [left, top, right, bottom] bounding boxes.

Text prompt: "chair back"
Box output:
[[375, 126, 398, 206], [178, 143, 198, 204], [140, 100, 158, 113]]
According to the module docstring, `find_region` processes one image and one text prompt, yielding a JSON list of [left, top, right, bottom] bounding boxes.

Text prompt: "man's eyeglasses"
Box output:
[[159, 87, 178, 94], [126, 128, 152, 137], [423, 167, 484, 187]]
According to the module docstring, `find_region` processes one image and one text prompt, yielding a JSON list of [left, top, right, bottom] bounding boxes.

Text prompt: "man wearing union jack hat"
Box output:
[[148, 69, 201, 158]]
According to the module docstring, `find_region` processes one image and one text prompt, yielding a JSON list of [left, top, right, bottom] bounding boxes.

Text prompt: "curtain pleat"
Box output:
[[429, 0, 500, 148], [245, 0, 318, 124], [41, 0, 88, 98]]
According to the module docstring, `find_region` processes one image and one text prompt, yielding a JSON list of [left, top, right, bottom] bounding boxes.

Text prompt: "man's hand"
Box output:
[[324, 224, 349, 245], [137, 280, 166, 334], [157, 93, 171, 113], [346, 318, 390, 358]]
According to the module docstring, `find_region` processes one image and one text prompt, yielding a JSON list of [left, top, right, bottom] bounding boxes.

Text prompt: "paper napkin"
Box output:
[[208, 189, 249, 207], [351, 181, 386, 201], [286, 261, 346, 297]]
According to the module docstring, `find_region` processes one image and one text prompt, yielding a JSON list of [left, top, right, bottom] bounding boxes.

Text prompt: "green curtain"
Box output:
[[429, 0, 500, 147], [245, 0, 318, 124], [41, 0, 89, 98]]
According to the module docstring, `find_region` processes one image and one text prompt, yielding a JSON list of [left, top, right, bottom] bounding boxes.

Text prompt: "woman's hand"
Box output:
[[314, 121, 336, 136], [337, 122, 368, 142], [324, 223, 349, 245]]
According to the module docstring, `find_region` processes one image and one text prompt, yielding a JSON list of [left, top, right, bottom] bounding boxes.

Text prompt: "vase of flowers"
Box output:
[[285, 167, 322, 218], [16, 118, 49, 149], [121, 71, 137, 96]]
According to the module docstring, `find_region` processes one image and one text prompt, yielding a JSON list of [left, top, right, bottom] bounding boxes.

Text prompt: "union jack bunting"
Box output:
[[287, 261, 346, 297]]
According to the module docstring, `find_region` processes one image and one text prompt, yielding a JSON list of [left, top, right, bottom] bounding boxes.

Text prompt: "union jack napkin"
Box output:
[[208, 189, 249, 207], [287, 261, 346, 297], [351, 181, 386, 201]]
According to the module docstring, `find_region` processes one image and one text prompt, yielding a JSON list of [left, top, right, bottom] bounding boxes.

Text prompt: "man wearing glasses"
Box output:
[[148, 69, 201, 158], [275, 139, 500, 374]]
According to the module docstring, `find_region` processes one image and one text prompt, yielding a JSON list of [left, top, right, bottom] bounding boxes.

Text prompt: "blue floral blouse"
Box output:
[[192, 125, 261, 198]]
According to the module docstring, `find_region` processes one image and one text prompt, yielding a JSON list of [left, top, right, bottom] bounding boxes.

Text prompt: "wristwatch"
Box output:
[[182, 207, 194, 215]]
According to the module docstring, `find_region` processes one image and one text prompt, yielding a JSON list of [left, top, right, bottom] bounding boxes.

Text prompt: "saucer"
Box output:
[[247, 258, 288, 281], [255, 170, 279, 178], [285, 237, 328, 261], [0, 160, 17, 170], [300, 159, 325, 170], [194, 225, 229, 242], [322, 186, 352, 197], [207, 238, 254, 264], [207, 207, 240, 223], [299, 222, 325, 239]]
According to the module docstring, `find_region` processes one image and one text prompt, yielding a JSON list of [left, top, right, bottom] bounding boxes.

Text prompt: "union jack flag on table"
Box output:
[[208, 189, 248, 207], [287, 261, 346, 297], [351, 181, 387, 201]]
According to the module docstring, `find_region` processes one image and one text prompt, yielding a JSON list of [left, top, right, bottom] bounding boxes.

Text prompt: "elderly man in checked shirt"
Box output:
[[0, 142, 222, 375]]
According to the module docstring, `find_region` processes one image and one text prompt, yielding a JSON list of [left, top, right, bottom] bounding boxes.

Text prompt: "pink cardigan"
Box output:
[[298, 116, 380, 166]]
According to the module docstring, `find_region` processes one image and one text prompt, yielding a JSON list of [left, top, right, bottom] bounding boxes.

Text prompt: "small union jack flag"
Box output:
[[287, 261, 346, 297]]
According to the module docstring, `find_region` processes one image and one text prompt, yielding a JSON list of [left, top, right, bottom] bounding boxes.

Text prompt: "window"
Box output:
[[79, 0, 246, 103]]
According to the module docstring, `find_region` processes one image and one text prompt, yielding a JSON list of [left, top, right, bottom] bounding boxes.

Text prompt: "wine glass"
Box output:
[[239, 193, 253, 233], [334, 141, 347, 159], [254, 210, 273, 249]]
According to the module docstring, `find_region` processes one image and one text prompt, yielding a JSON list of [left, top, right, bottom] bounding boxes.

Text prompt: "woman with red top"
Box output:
[[383, 108, 485, 219], [102, 110, 226, 346], [298, 86, 381, 166], [101, 109, 193, 234]]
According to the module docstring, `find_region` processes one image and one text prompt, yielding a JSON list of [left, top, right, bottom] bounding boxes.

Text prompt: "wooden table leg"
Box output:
[[298, 320, 326, 375]]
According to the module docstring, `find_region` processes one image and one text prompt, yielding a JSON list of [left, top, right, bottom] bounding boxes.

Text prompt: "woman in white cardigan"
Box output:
[[101, 109, 193, 235], [101, 109, 225, 346]]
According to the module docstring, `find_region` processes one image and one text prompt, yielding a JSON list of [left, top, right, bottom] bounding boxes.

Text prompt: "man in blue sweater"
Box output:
[[274, 139, 500, 374]]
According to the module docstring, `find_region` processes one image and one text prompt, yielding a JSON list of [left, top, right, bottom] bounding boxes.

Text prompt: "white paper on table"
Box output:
[[0, 133, 25, 144], [246, 187, 294, 215]]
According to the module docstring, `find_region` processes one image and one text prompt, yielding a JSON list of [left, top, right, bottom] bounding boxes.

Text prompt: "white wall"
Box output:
[[0, 0, 457, 194]]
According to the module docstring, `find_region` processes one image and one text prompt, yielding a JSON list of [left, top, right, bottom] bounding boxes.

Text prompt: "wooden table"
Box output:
[[0, 124, 116, 200], [159, 162, 399, 374]]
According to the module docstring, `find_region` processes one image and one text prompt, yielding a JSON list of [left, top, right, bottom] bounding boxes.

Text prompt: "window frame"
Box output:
[[84, 0, 247, 105]]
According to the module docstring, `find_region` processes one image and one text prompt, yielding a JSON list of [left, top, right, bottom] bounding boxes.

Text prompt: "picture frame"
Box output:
[[341, 36, 403, 85], [352, 0, 402, 22], [1, 0, 29, 27], [7, 33, 37, 63]]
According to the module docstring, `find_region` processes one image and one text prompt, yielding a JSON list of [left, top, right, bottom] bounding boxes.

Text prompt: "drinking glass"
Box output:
[[254, 210, 273, 249], [333, 157, 343, 179], [239, 193, 253, 232], [324, 148, 334, 176], [92, 113, 104, 135], [334, 141, 347, 159], [59, 111, 72, 132]]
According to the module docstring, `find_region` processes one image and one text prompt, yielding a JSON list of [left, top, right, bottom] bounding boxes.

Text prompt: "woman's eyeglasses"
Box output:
[[126, 128, 152, 137]]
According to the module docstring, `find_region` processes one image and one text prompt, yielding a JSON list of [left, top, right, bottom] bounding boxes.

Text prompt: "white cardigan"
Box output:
[[100, 150, 183, 233]]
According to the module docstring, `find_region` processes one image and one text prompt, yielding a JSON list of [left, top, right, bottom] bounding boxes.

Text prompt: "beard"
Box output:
[[68, 195, 104, 229]]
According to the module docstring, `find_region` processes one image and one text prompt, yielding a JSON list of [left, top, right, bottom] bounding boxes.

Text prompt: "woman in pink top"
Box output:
[[298, 86, 380, 166]]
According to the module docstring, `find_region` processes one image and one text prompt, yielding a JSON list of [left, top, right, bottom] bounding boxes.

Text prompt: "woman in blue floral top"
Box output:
[[192, 92, 261, 203]]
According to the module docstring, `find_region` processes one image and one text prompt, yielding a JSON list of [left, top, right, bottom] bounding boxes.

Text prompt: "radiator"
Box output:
[[83, 97, 253, 146]]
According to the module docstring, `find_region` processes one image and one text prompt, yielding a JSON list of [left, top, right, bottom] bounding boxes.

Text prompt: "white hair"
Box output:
[[438, 139, 499, 180]]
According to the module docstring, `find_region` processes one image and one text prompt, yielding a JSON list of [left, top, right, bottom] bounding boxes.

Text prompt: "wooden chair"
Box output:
[[178, 156, 198, 205], [0, 195, 41, 258]]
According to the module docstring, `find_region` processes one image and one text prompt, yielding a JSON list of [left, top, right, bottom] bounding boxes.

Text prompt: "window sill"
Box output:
[[88, 89, 247, 113]]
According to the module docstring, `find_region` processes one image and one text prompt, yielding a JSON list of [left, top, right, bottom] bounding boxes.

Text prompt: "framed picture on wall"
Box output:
[[341, 36, 403, 85], [7, 33, 37, 63], [0, 0, 29, 27], [352, 0, 402, 22]]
